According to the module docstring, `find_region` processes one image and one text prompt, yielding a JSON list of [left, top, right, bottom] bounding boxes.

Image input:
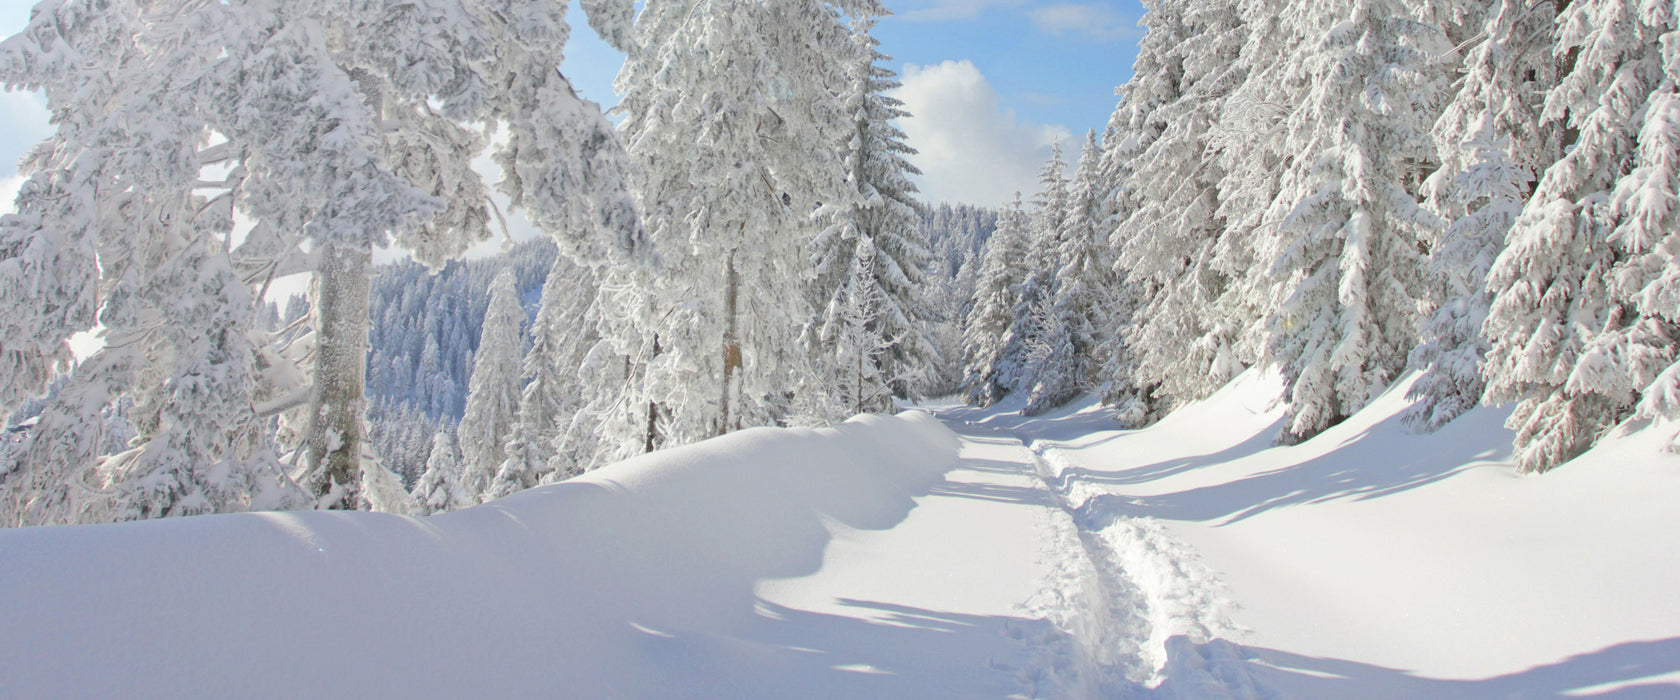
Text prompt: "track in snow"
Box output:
[[933, 408, 1277, 700]]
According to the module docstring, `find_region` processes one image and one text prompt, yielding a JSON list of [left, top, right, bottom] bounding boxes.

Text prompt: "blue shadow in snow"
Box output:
[[1074, 400, 1512, 528], [1249, 636, 1680, 699]]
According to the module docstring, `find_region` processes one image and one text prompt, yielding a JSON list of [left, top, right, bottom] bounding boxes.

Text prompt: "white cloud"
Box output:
[[898, 0, 1027, 22], [892, 60, 1071, 207], [1029, 3, 1140, 40]]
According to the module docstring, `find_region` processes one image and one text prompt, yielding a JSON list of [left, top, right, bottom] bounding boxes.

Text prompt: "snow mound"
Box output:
[[0, 412, 959, 699]]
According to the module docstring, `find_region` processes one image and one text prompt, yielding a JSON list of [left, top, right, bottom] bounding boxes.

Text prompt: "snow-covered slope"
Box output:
[[953, 370, 1680, 698], [0, 413, 966, 699], [7, 374, 1678, 699]]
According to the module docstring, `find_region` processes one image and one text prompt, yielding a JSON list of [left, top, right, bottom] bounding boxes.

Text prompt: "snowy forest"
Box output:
[[0, 0, 1676, 530]]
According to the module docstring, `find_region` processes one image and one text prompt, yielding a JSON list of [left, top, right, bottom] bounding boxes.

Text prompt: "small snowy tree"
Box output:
[[412, 428, 469, 515], [501, 257, 597, 487], [999, 144, 1071, 398], [458, 270, 524, 502]]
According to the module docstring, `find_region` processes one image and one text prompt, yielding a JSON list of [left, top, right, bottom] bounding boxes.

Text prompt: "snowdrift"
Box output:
[[0, 412, 959, 699]]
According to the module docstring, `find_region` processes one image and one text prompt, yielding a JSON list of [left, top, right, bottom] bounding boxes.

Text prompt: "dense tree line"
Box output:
[[962, 0, 1680, 473], [3, 0, 1667, 526]]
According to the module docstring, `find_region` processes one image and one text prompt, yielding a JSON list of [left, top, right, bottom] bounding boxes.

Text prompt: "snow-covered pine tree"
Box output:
[[412, 428, 469, 515], [1027, 131, 1113, 414], [916, 203, 998, 396], [0, 2, 320, 524], [99, 248, 310, 521], [1264, 0, 1447, 444], [1097, 8, 1179, 424], [1000, 143, 1071, 398], [807, 16, 935, 417], [609, 0, 873, 447], [1111, 0, 1252, 416], [500, 256, 597, 489], [1484, 0, 1680, 471], [1405, 123, 1527, 432], [1200, 0, 1316, 379], [963, 196, 1032, 406], [1405, 0, 1561, 432], [458, 270, 525, 502]]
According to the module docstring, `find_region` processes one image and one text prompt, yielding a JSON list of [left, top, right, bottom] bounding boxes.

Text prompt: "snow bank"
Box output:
[[0, 412, 959, 699]]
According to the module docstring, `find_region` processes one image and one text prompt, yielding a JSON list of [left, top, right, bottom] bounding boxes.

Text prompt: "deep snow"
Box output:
[[951, 370, 1680, 698], [3, 373, 1679, 698]]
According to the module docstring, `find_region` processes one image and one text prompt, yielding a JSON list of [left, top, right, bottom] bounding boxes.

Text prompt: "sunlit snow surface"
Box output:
[[954, 370, 1680, 698], [3, 377, 1679, 698]]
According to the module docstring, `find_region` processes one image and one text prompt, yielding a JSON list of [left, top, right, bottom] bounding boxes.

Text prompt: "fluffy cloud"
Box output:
[[1028, 3, 1140, 40], [892, 60, 1070, 207]]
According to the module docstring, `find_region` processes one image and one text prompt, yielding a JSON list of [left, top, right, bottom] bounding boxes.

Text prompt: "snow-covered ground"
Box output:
[[949, 370, 1680, 698], [4, 374, 1678, 698]]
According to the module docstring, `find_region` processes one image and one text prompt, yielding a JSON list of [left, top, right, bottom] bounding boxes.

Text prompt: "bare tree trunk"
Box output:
[[302, 242, 371, 509], [719, 251, 741, 437]]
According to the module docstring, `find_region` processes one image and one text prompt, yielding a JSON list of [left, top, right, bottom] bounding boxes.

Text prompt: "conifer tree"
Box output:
[[1405, 0, 1562, 432], [808, 16, 935, 416], [458, 270, 524, 502], [412, 428, 468, 515], [999, 144, 1070, 397], [610, 0, 874, 447], [963, 197, 1031, 406], [1264, 0, 1447, 443], [1484, 0, 1680, 471], [1112, 0, 1252, 414], [1027, 132, 1112, 414], [501, 257, 598, 489]]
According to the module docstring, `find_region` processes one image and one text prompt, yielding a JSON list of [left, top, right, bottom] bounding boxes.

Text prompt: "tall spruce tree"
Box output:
[[1027, 132, 1112, 414], [458, 270, 524, 502], [999, 143, 1070, 398], [1405, 0, 1562, 432], [1113, 0, 1252, 415], [609, 0, 875, 449], [1264, 0, 1447, 444], [963, 196, 1032, 406], [807, 16, 935, 417], [1484, 0, 1680, 471]]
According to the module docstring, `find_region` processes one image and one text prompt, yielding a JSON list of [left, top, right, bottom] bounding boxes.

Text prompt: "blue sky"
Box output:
[[0, 0, 1144, 207]]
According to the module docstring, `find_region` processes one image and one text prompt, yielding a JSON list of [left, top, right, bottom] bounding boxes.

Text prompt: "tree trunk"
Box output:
[[302, 242, 372, 509], [856, 352, 864, 416], [644, 334, 661, 453], [719, 251, 741, 437]]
